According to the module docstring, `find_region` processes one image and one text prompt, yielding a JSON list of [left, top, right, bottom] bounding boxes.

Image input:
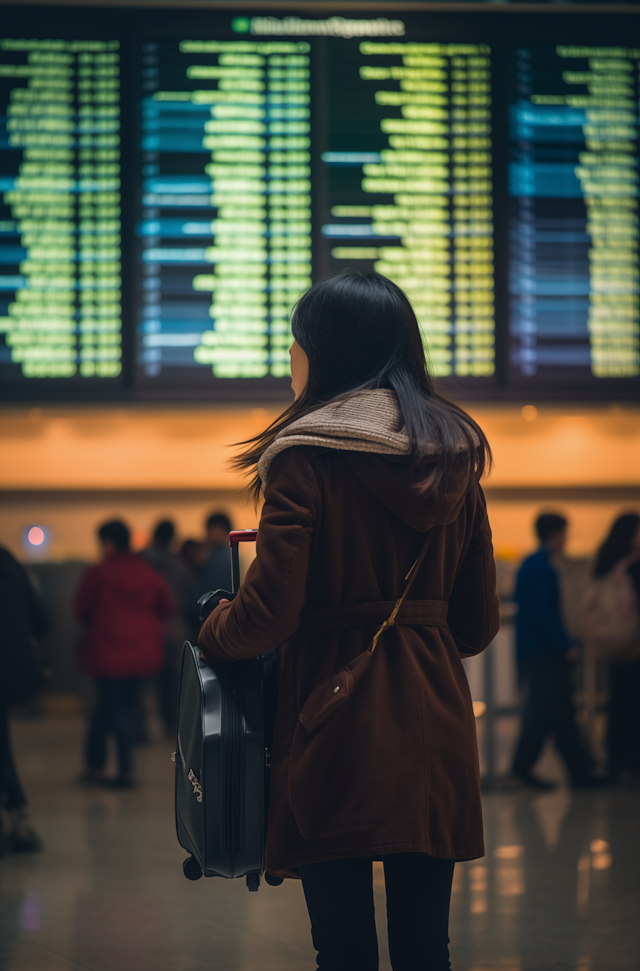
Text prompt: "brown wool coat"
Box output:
[[199, 446, 500, 877]]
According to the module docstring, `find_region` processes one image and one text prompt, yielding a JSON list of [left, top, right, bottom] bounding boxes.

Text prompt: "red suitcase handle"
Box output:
[[229, 529, 258, 546]]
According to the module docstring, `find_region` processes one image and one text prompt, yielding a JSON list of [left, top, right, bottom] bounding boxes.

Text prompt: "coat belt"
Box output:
[[296, 600, 449, 637]]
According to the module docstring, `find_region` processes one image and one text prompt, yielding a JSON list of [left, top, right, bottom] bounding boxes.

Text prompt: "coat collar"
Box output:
[[258, 390, 412, 492]]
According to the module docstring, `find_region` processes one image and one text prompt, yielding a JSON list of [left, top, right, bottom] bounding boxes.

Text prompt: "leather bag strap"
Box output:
[[369, 533, 431, 655]]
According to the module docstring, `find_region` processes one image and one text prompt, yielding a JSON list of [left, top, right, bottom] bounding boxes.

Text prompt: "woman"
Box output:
[[590, 513, 640, 782], [198, 271, 500, 970]]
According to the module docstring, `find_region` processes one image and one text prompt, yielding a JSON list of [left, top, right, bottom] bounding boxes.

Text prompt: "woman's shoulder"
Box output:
[[268, 443, 327, 474], [264, 446, 325, 505]]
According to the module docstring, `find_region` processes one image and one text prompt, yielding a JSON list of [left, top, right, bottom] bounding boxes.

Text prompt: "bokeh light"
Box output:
[[27, 526, 46, 547]]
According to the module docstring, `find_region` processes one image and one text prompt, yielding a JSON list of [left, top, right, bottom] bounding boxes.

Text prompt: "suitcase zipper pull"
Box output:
[[265, 748, 271, 768]]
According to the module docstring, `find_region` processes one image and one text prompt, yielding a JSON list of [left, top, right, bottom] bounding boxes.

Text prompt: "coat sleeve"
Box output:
[[447, 486, 500, 658], [198, 448, 319, 662]]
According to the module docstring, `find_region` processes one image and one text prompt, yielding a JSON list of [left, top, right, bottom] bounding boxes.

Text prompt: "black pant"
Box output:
[[512, 655, 591, 784], [0, 705, 27, 810], [607, 658, 640, 775], [85, 678, 141, 777], [298, 853, 455, 971]]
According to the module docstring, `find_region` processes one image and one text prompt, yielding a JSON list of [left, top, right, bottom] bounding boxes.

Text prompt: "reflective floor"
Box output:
[[1, 715, 638, 971]]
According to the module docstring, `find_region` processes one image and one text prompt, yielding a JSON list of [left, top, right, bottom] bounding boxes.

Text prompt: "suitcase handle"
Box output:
[[229, 529, 258, 546], [198, 531, 258, 617], [229, 529, 258, 593]]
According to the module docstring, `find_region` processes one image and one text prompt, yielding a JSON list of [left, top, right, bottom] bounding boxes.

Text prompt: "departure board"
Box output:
[[136, 35, 495, 388], [0, 6, 639, 402], [136, 38, 312, 390], [0, 38, 123, 388], [322, 41, 495, 379], [509, 45, 640, 384]]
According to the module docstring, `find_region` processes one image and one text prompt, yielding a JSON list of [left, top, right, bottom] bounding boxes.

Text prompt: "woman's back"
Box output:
[[583, 512, 640, 657], [302, 448, 492, 631]]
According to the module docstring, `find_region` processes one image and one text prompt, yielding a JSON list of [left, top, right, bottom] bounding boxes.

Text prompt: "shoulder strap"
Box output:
[[369, 533, 431, 655]]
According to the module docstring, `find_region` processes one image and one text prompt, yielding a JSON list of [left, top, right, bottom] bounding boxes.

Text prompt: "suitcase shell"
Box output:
[[175, 641, 266, 882]]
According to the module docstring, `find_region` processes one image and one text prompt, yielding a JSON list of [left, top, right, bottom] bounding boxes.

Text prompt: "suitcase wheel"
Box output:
[[265, 872, 284, 887], [182, 856, 203, 881], [246, 873, 260, 892]]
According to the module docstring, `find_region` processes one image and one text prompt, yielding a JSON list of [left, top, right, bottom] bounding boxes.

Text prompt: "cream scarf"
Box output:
[[258, 389, 416, 491]]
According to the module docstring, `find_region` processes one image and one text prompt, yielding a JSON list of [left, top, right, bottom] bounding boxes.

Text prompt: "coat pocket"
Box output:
[[298, 650, 373, 733]]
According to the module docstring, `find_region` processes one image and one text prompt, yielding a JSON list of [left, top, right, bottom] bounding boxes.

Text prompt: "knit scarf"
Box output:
[[258, 389, 413, 491]]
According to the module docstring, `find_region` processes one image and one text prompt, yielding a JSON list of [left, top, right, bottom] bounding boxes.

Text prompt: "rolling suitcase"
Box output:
[[174, 529, 281, 892]]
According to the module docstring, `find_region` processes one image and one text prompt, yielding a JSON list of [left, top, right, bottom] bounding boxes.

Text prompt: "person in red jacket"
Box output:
[[75, 520, 175, 788]]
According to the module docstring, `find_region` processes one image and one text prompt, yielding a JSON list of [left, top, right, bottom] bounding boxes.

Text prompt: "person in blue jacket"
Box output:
[[511, 513, 597, 790]]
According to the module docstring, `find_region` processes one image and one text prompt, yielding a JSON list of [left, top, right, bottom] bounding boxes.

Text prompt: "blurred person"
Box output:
[[188, 512, 232, 639], [198, 272, 500, 970], [197, 512, 232, 593], [141, 519, 191, 737], [0, 544, 49, 854], [74, 520, 175, 788], [585, 513, 640, 783], [180, 538, 204, 573], [511, 513, 597, 791]]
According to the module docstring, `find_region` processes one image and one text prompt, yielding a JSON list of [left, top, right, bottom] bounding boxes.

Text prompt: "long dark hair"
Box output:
[[593, 512, 640, 577], [235, 270, 492, 501]]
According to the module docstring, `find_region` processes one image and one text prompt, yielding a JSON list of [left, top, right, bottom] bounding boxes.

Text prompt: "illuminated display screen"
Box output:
[[136, 38, 311, 390], [0, 7, 638, 401], [136, 36, 495, 390], [0, 37, 123, 387], [508, 45, 640, 383], [321, 40, 495, 379]]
